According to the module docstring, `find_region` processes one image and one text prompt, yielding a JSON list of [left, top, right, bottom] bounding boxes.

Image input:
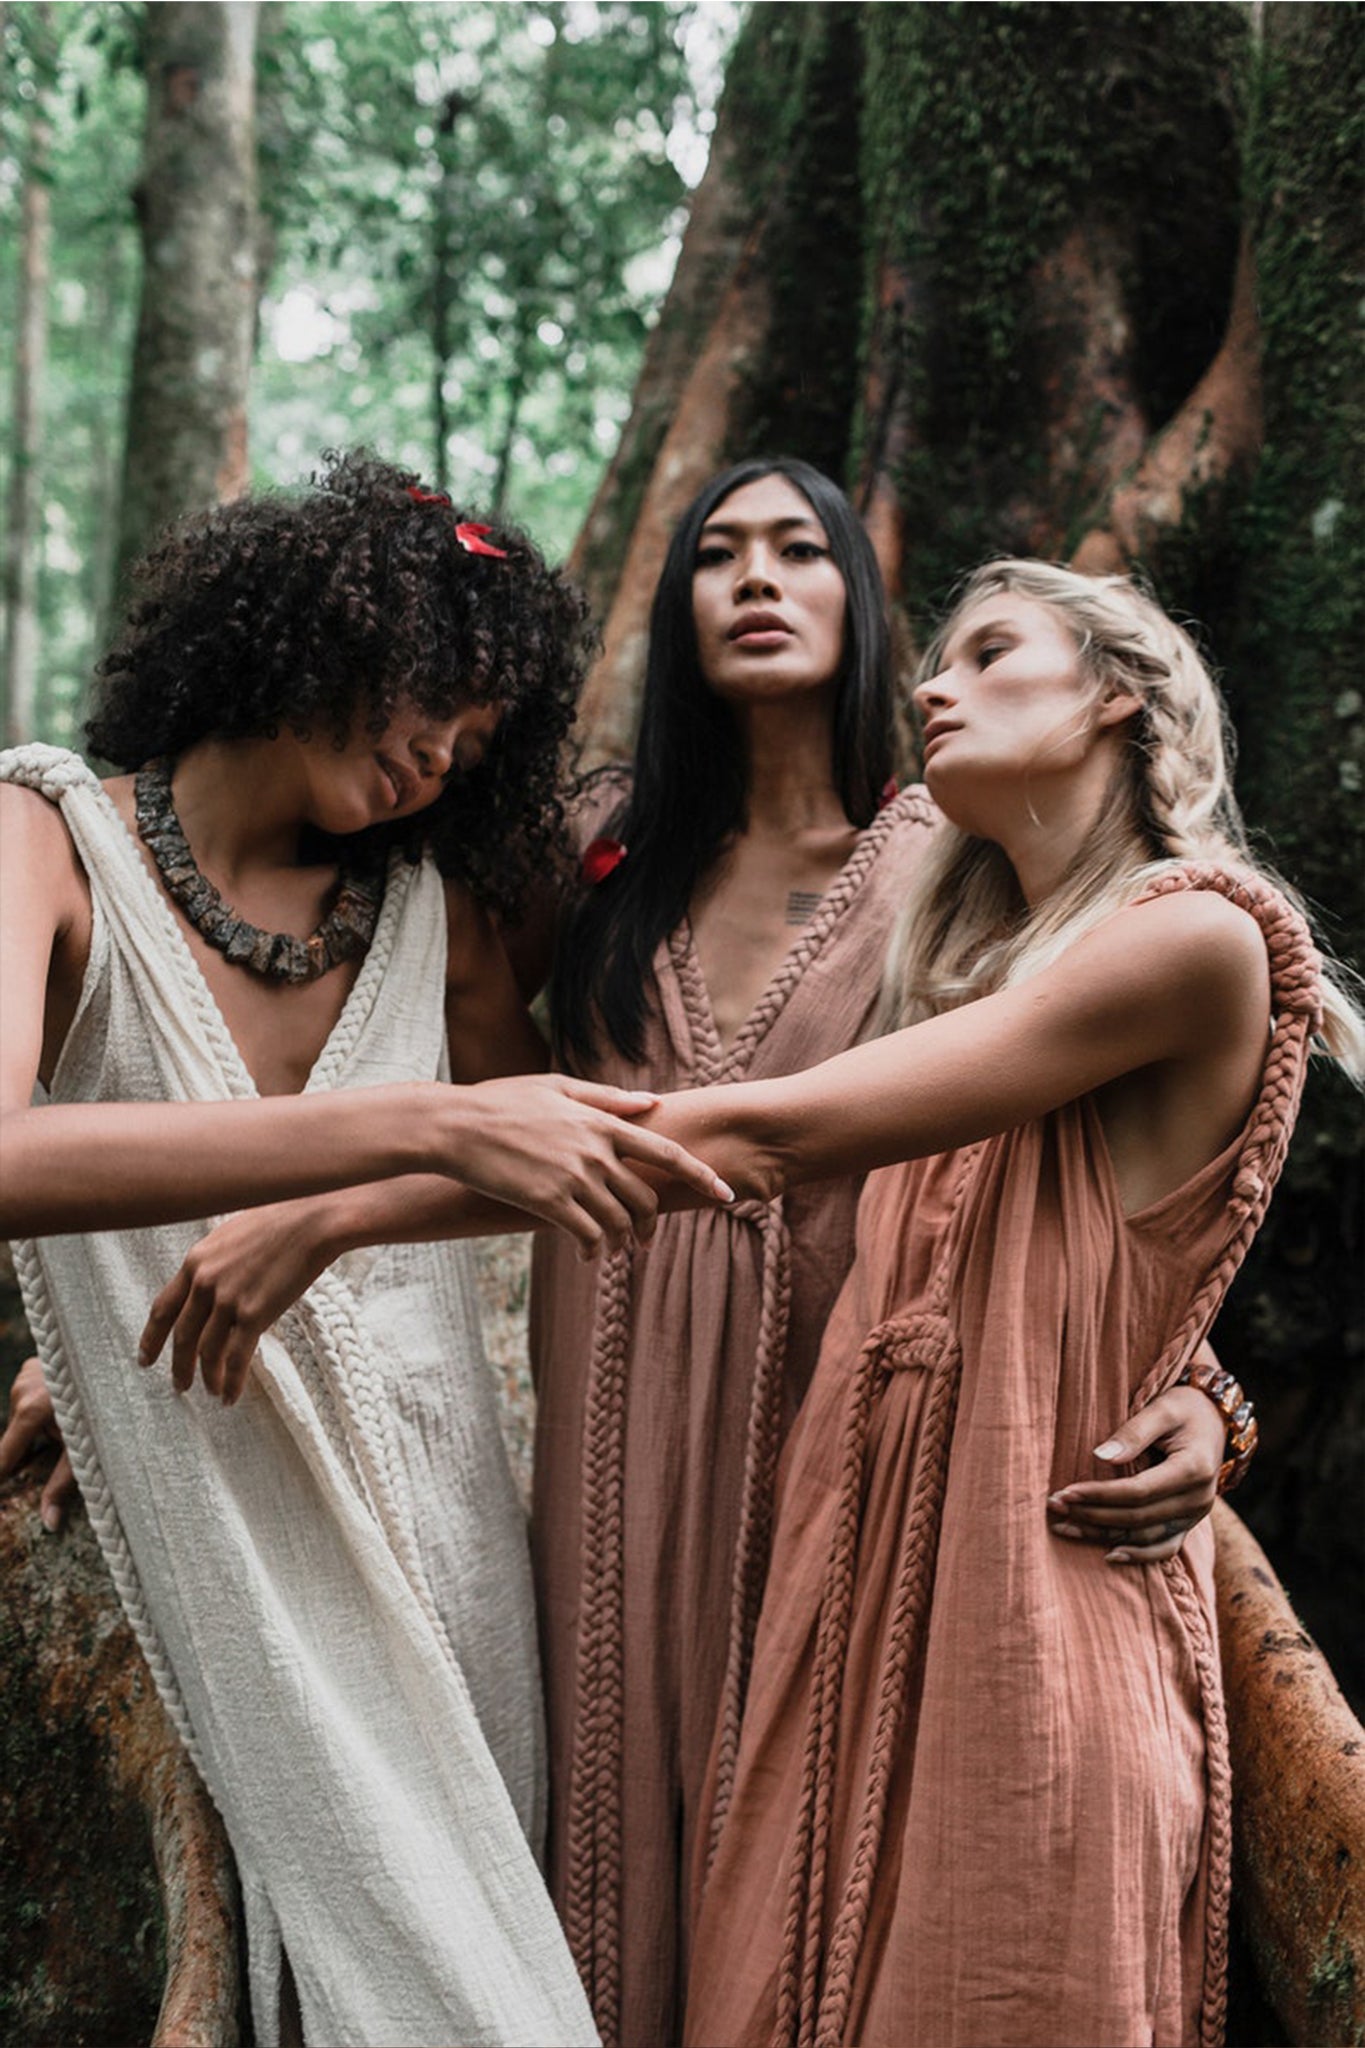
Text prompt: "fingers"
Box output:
[[140, 1268, 192, 1366], [613, 1123, 735, 1205], [165, 1277, 215, 1394], [40, 1450, 76, 1533], [1088, 1391, 1181, 1466], [1049, 1457, 1212, 1514], [556, 1079, 661, 1117], [0, 1356, 58, 1478]]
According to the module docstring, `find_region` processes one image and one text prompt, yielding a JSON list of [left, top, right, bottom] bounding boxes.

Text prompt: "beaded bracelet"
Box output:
[[1178, 1360, 1258, 1494]]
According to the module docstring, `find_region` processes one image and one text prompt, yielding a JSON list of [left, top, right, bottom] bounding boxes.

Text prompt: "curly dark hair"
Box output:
[[86, 450, 595, 917]]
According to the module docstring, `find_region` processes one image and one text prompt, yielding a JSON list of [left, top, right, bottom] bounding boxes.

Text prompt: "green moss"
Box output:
[[856, 2, 1246, 615], [728, 4, 866, 475]]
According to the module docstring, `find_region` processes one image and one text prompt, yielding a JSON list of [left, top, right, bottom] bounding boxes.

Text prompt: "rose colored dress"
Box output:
[[684, 868, 1320, 2048], [530, 788, 939, 2047]]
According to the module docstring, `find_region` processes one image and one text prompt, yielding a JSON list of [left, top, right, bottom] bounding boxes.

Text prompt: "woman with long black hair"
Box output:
[[531, 463, 1230, 2046]]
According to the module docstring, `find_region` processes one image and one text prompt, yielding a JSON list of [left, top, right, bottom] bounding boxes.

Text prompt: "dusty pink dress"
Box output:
[[684, 868, 1321, 2048], [530, 788, 939, 2047]]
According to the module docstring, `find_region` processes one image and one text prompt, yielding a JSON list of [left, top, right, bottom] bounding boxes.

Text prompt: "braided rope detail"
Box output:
[[1129, 867, 1319, 1418], [10, 1234, 207, 1770], [772, 1314, 961, 2048], [305, 851, 411, 1092], [1116, 867, 1316, 2048], [1, 750, 210, 1769], [707, 1198, 793, 1874], [812, 1322, 961, 2048], [0, 740, 100, 797], [562, 1246, 634, 2044], [290, 1273, 463, 1672], [1165, 1551, 1232, 2048], [720, 791, 937, 1086]]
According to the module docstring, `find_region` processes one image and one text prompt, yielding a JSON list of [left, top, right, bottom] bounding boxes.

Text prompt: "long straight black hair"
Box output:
[[552, 457, 896, 1070]]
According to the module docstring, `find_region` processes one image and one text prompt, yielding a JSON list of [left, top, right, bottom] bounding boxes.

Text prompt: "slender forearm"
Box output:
[[306, 1175, 536, 1257], [0, 1086, 436, 1238]]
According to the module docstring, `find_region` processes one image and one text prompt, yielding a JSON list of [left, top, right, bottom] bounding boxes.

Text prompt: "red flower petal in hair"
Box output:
[[455, 521, 509, 560], [406, 485, 451, 508], [581, 836, 627, 885], [879, 776, 900, 809]]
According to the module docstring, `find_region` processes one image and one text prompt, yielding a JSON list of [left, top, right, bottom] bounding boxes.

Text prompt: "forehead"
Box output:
[[701, 474, 825, 536], [944, 590, 1077, 658]]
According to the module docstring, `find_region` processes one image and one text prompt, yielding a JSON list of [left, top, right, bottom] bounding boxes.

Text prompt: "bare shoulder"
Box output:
[[1121, 885, 1271, 996], [0, 782, 89, 931], [1046, 884, 1272, 1069]]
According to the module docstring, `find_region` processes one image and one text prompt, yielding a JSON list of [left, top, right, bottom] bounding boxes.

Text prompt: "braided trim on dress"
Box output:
[[772, 1148, 983, 2048], [12, 1231, 208, 1769], [706, 1198, 793, 1875], [3, 748, 209, 1771], [563, 1245, 633, 2041], [1118, 865, 1320, 2048], [732, 791, 937, 1086], [289, 1276, 463, 1674]]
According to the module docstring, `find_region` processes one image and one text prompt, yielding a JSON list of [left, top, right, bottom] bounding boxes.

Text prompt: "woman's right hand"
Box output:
[[0, 1356, 75, 1530], [439, 1074, 734, 1254], [140, 1198, 343, 1406]]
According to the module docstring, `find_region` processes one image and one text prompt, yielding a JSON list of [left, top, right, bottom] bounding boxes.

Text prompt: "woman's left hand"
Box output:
[[1046, 1384, 1227, 1563]]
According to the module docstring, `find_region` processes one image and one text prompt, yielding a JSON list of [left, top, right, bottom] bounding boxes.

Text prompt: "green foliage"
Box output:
[[0, 2, 734, 743], [0, 2, 143, 744], [251, 1, 706, 554]]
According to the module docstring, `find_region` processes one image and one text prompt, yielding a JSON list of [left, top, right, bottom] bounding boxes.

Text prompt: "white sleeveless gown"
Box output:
[[1, 743, 597, 2047]]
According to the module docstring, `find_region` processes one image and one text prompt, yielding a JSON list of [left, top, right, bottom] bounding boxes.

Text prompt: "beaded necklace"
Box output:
[[134, 758, 385, 984]]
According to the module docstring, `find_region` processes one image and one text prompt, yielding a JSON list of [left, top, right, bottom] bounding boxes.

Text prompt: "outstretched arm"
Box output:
[[0, 786, 731, 1244], [644, 889, 1271, 1200]]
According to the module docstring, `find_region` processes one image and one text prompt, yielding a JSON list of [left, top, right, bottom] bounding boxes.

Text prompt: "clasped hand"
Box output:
[[138, 1072, 733, 1407]]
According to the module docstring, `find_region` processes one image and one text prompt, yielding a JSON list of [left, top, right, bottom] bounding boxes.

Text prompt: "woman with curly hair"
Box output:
[[0, 451, 730, 2046]]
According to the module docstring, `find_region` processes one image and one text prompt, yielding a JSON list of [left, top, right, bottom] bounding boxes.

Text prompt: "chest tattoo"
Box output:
[[785, 889, 822, 927]]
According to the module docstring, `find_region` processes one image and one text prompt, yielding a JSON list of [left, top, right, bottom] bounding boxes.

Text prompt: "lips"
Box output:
[[920, 719, 962, 756], [728, 610, 791, 642], [377, 753, 420, 809]]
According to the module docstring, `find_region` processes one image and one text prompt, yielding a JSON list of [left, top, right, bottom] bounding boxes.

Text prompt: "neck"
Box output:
[[735, 694, 850, 837], [168, 739, 311, 878], [994, 746, 1130, 907]]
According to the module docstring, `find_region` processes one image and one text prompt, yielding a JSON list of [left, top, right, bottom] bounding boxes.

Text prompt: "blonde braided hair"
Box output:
[[879, 559, 1365, 1078]]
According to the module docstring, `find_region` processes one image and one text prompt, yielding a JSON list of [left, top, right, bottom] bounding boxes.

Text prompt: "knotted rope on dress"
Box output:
[[771, 1314, 962, 2048], [1121, 864, 1321, 2048], [773, 1148, 982, 2048]]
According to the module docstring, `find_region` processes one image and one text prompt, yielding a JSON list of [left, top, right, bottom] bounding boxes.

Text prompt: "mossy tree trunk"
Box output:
[[574, 1, 1364, 1699]]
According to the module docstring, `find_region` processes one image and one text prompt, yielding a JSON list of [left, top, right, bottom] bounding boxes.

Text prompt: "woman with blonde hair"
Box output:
[[661, 559, 1362, 2048]]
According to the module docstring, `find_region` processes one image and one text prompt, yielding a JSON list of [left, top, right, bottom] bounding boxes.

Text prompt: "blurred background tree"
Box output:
[[0, 0, 732, 745]]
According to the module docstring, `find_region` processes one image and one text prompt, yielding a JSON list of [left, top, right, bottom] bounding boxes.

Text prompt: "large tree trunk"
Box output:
[[570, 0, 1364, 1724], [113, 1, 260, 602], [2, 0, 54, 747], [572, 3, 864, 760]]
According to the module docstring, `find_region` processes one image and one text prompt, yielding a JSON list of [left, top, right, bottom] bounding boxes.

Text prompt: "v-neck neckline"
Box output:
[[84, 772, 403, 1102], [671, 791, 918, 1084]]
